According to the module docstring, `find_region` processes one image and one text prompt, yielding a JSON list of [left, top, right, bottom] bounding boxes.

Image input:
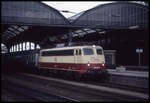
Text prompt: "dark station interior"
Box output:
[[1, 1, 149, 67]]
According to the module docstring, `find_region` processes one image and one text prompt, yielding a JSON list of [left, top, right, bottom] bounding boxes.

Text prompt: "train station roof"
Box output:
[[1, 1, 149, 48], [1, 1, 71, 47], [68, 2, 148, 29], [2, 1, 70, 26]]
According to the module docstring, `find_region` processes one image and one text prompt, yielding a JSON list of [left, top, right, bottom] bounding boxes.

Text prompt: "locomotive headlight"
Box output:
[[92, 45, 96, 48], [102, 63, 105, 66], [87, 61, 90, 66]]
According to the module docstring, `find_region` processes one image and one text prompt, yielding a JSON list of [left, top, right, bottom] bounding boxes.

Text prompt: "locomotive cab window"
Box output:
[[75, 49, 82, 55], [83, 48, 94, 55], [96, 49, 103, 55]]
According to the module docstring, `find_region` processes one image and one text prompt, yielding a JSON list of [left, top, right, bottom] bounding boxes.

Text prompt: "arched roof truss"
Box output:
[[2, 1, 70, 26], [70, 2, 148, 29]]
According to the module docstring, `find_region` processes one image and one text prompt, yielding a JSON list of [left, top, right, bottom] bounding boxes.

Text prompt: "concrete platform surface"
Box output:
[[107, 69, 148, 78]]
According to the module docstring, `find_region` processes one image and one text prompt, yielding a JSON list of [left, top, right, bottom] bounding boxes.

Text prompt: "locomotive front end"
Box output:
[[83, 46, 108, 77]]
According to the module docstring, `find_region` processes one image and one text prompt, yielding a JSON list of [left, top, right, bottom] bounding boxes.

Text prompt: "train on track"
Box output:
[[3, 45, 108, 79]]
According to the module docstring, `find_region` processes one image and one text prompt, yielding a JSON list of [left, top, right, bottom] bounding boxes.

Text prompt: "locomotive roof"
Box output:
[[40, 45, 102, 52]]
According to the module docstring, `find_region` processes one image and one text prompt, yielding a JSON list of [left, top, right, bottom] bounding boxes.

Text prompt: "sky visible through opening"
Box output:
[[42, 1, 112, 18]]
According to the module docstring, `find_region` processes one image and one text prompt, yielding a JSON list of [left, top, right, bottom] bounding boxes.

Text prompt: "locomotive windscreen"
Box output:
[[83, 48, 94, 55], [96, 49, 103, 55]]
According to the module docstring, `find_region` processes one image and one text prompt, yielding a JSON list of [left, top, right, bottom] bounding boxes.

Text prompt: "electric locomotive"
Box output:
[[38, 45, 107, 77]]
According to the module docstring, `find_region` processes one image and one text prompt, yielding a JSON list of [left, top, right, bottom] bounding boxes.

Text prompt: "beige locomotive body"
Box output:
[[38, 45, 106, 74]]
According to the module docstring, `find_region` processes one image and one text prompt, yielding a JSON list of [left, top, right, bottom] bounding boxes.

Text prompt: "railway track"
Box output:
[[2, 86, 41, 101], [80, 80, 148, 94], [33, 70, 148, 93], [3, 72, 148, 101], [2, 75, 79, 102]]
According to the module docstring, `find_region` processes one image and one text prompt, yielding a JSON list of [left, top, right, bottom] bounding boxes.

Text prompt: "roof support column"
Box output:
[[14, 45, 17, 52], [35, 43, 37, 50], [107, 34, 111, 49], [22, 42, 24, 51], [18, 43, 20, 51], [105, 33, 108, 49], [20, 43, 22, 51], [16, 44, 18, 52], [11, 45, 13, 52], [14, 45, 16, 52], [68, 29, 73, 46], [13, 45, 14, 52], [29, 42, 31, 50], [7, 46, 10, 53], [25, 42, 27, 51]]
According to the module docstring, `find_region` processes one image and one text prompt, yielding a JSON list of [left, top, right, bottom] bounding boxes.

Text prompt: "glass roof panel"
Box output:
[[99, 31, 106, 34], [75, 29, 83, 33], [14, 31, 20, 34], [83, 28, 91, 31], [95, 28, 102, 31], [6, 30, 17, 36], [18, 27, 25, 32], [8, 27, 15, 31], [86, 30, 96, 33], [78, 32, 86, 35], [68, 11, 85, 22], [21, 26, 28, 30], [12, 25, 18, 29], [72, 33, 78, 37]]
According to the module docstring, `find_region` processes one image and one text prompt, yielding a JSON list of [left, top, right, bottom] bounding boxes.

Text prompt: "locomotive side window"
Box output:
[[79, 49, 81, 55], [42, 49, 74, 56], [62, 50, 74, 56], [75, 50, 78, 55], [96, 49, 103, 55], [83, 48, 94, 55], [75, 49, 81, 55]]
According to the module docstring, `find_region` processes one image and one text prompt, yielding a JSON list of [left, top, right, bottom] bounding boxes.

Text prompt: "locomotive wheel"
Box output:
[[66, 71, 74, 80], [51, 69, 57, 77], [38, 68, 44, 75], [69, 71, 75, 80], [59, 70, 65, 77], [55, 70, 60, 77], [45, 69, 50, 76], [62, 71, 69, 79], [41, 69, 46, 74], [34, 68, 40, 74], [74, 72, 82, 81], [48, 70, 54, 76]]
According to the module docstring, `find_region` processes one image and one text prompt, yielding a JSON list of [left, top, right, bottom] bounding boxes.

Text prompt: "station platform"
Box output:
[[107, 68, 149, 89], [107, 69, 148, 78]]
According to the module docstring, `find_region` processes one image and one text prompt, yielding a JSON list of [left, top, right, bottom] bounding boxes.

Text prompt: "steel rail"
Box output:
[[22, 73, 148, 100], [3, 76, 80, 102]]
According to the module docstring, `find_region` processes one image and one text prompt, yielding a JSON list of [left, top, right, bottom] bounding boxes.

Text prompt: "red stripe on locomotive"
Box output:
[[38, 62, 106, 74]]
